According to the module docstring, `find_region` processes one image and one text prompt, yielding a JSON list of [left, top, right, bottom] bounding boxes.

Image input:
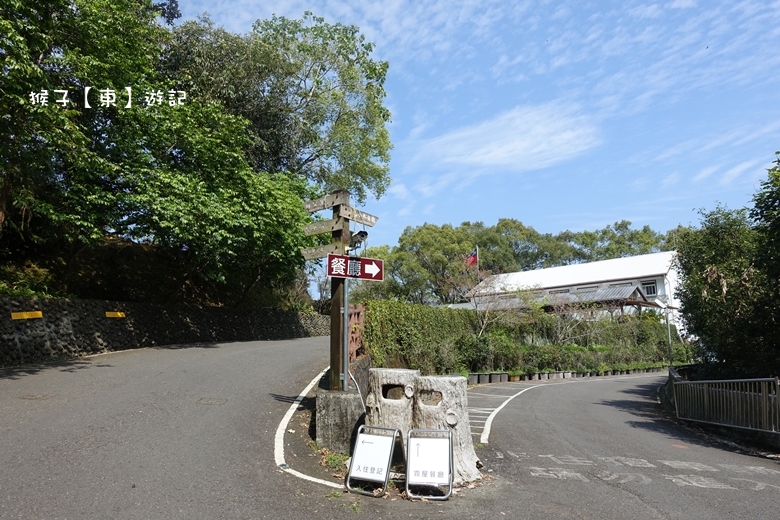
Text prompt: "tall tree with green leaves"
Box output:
[[1, 1, 317, 304], [673, 153, 780, 377], [159, 12, 392, 204], [676, 206, 770, 377]]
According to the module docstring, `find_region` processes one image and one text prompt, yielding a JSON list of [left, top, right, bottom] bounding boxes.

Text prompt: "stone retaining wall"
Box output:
[[0, 297, 330, 367]]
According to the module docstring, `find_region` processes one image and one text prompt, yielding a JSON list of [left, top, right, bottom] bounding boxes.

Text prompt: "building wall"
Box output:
[[0, 297, 330, 368]]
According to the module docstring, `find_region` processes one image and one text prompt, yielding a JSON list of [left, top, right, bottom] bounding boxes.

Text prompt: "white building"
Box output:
[[461, 251, 680, 324]]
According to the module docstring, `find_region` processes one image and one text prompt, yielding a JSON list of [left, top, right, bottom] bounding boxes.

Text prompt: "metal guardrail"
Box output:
[[673, 378, 780, 433]]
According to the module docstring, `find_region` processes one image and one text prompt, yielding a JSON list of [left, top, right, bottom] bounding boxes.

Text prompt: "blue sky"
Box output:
[[181, 0, 780, 248]]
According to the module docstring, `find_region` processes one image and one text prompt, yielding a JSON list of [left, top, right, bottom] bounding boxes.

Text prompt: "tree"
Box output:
[[159, 12, 392, 204], [752, 153, 780, 297], [494, 218, 577, 270], [352, 219, 672, 307], [672, 153, 780, 377], [561, 220, 667, 262], [0, 1, 316, 304], [114, 102, 312, 298], [0, 0, 165, 241], [675, 206, 770, 376]]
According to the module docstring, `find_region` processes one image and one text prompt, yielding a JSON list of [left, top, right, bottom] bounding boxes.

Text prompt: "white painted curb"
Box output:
[[273, 366, 343, 489]]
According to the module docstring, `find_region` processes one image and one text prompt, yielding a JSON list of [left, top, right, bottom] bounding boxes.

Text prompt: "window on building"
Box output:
[[550, 289, 569, 294], [609, 282, 632, 287], [577, 286, 598, 293], [641, 281, 657, 296]]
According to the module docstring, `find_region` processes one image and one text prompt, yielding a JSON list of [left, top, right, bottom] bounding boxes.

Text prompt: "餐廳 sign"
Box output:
[[326, 254, 384, 282]]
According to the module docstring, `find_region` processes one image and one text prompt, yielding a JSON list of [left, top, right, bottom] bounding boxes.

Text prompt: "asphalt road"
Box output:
[[1, 338, 352, 519], [0, 338, 507, 519], [474, 375, 780, 519], [3, 341, 779, 519]]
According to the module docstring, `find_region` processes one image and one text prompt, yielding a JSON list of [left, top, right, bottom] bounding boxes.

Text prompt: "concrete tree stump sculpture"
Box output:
[[365, 368, 419, 452], [413, 375, 482, 484], [364, 368, 483, 485]]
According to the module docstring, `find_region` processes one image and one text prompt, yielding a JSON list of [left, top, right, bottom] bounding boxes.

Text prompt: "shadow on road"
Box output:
[[597, 382, 750, 454], [1, 342, 224, 380], [269, 392, 299, 404], [153, 342, 220, 350], [0, 359, 114, 380]]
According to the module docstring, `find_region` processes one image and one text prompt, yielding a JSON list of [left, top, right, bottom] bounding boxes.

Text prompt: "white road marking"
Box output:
[[732, 478, 780, 490], [539, 454, 595, 466], [659, 461, 718, 472], [469, 392, 523, 398], [530, 467, 589, 481], [597, 471, 652, 484], [474, 373, 667, 444], [720, 465, 780, 475], [601, 456, 656, 468], [662, 474, 735, 489], [480, 384, 544, 443], [273, 366, 342, 489]]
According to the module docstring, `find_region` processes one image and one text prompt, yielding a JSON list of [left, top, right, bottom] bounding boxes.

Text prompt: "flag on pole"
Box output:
[[466, 248, 478, 266]]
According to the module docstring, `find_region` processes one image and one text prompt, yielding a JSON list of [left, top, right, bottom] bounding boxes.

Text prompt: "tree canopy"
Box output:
[[158, 12, 392, 204], [676, 152, 780, 378], [351, 219, 675, 306], [0, 2, 391, 306]]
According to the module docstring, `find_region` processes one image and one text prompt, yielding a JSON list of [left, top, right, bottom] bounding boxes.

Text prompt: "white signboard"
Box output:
[[349, 432, 394, 483], [407, 437, 451, 486]]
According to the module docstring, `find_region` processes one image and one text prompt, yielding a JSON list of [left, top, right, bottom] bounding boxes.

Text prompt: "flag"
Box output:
[[466, 248, 478, 266]]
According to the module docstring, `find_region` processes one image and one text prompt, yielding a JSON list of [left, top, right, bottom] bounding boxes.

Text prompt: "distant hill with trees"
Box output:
[[350, 219, 682, 306]]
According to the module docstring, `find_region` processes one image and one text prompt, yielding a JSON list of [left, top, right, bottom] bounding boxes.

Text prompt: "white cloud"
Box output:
[[397, 203, 413, 217], [720, 160, 761, 185], [415, 103, 601, 172], [388, 183, 411, 198], [629, 4, 663, 19], [668, 0, 697, 8], [662, 173, 680, 188], [693, 166, 717, 182]]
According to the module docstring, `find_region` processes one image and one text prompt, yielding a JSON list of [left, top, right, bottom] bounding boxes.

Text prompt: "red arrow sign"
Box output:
[[326, 254, 384, 281]]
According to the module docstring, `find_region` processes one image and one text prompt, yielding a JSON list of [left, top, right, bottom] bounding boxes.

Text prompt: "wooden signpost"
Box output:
[[301, 190, 378, 391]]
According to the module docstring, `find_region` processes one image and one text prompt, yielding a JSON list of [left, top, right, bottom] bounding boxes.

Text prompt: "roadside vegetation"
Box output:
[[675, 153, 780, 379], [1, 2, 391, 308], [363, 300, 688, 377]]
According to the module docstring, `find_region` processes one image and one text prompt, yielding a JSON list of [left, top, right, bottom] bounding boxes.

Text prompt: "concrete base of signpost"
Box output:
[[315, 389, 366, 453]]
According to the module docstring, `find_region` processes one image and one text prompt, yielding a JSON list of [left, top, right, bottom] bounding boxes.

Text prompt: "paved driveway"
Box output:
[[4, 342, 779, 519]]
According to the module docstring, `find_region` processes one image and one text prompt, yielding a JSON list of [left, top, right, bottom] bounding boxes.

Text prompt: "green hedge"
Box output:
[[363, 300, 689, 375], [363, 300, 478, 375]]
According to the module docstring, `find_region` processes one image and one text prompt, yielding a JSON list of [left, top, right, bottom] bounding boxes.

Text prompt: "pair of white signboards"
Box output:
[[346, 425, 453, 500]]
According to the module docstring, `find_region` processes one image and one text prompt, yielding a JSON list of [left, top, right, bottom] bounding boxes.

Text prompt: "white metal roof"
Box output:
[[473, 251, 677, 295]]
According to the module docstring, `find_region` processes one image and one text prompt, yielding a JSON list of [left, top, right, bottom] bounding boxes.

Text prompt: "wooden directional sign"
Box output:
[[303, 192, 350, 213], [302, 218, 342, 236], [339, 205, 378, 227], [326, 254, 384, 281], [301, 243, 347, 261]]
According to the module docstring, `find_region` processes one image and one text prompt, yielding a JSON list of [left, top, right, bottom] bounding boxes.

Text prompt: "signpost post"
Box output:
[[301, 190, 379, 391]]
